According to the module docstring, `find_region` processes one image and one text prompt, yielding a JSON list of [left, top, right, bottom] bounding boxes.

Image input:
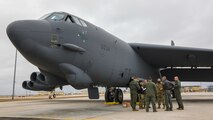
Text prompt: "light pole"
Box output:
[[12, 49, 18, 100]]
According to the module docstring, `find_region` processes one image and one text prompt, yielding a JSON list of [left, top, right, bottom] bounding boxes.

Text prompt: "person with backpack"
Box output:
[[162, 76, 174, 111]]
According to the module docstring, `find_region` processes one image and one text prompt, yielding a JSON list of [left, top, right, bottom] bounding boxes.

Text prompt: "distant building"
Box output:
[[37, 91, 65, 96], [207, 85, 213, 92], [182, 86, 202, 92]]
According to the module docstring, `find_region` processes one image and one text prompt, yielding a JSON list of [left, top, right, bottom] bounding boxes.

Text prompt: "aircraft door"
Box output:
[[50, 22, 64, 48]]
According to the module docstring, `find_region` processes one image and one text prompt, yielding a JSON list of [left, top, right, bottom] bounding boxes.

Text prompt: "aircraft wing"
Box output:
[[130, 43, 213, 81], [129, 43, 213, 68]]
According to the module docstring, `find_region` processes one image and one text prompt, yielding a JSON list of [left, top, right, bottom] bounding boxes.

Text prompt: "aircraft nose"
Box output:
[[7, 20, 51, 51], [7, 21, 28, 49]]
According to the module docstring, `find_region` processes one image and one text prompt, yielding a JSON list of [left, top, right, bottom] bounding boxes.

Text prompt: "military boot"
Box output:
[[157, 105, 160, 109], [165, 107, 170, 111]]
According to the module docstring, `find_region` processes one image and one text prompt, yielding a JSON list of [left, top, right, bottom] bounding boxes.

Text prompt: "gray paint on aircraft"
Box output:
[[7, 12, 213, 92]]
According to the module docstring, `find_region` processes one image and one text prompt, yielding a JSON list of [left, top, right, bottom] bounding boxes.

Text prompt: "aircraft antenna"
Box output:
[[171, 40, 175, 46]]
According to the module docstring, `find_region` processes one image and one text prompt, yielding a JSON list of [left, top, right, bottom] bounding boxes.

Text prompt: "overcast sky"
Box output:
[[0, 0, 213, 95]]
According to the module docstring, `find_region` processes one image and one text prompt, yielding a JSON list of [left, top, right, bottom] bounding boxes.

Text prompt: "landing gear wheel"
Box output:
[[105, 88, 123, 104], [105, 88, 113, 102], [115, 89, 123, 104]]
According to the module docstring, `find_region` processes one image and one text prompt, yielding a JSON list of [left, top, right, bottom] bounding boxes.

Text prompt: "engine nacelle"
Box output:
[[22, 71, 68, 91], [30, 72, 46, 85], [22, 81, 55, 91]]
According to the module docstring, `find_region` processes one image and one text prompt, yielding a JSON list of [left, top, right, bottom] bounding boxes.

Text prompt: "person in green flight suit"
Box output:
[[144, 79, 157, 112], [162, 76, 174, 111], [174, 76, 184, 110], [129, 76, 140, 111]]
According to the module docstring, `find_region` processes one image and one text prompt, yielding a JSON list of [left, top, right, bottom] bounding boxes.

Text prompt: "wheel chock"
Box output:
[[105, 102, 120, 105]]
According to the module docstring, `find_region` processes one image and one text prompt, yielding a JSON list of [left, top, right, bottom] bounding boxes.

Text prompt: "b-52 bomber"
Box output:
[[7, 12, 213, 103]]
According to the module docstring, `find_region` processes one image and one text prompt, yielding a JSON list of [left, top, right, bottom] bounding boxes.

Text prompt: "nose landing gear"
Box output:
[[105, 87, 123, 104]]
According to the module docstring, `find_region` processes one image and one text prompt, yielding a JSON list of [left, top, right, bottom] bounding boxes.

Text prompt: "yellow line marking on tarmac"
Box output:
[[105, 102, 140, 105], [104, 102, 120, 105]]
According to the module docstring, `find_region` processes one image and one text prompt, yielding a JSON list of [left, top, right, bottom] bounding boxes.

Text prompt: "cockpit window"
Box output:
[[79, 20, 87, 27], [39, 13, 88, 28], [65, 17, 72, 22], [48, 13, 65, 21], [72, 16, 82, 26], [39, 13, 52, 20], [65, 16, 75, 23], [72, 16, 88, 27]]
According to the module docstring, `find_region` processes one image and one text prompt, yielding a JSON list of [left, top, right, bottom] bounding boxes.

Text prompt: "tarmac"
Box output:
[[0, 92, 213, 120]]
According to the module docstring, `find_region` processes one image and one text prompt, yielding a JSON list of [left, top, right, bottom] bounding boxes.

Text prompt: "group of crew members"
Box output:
[[129, 76, 184, 112]]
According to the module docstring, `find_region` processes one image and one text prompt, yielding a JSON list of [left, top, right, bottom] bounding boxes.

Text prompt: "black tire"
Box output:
[[115, 89, 123, 104], [105, 89, 113, 102]]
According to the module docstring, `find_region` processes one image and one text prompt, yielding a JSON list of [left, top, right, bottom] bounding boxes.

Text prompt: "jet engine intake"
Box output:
[[22, 80, 54, 91], [30, 72, 47, 85]]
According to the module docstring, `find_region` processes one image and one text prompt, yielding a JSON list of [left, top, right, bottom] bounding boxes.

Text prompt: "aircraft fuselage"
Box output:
[[7, 12, 159, 90]]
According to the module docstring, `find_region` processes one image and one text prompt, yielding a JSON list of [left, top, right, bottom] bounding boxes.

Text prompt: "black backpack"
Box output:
[[138, 87, 146, 94]]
